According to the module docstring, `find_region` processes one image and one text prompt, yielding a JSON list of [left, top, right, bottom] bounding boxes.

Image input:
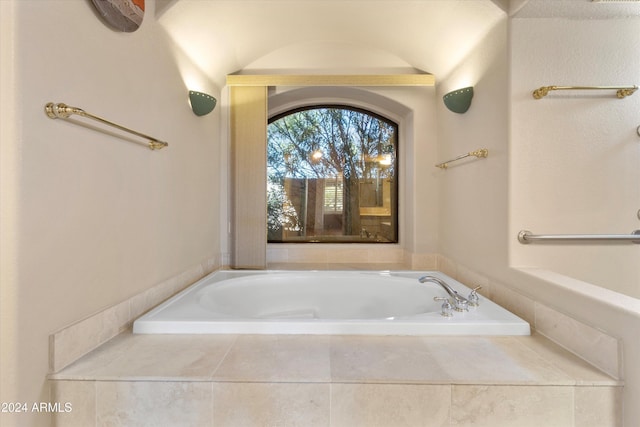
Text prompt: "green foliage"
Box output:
[[268, 107, 395, 179], [267, 106, 397, 239]]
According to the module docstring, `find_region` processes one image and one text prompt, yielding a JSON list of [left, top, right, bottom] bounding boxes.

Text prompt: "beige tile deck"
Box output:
[[212, 334, 332, 382], [51, 330, 619, 386], [52, 333, 237, 381], [49, 330, 622, 427]]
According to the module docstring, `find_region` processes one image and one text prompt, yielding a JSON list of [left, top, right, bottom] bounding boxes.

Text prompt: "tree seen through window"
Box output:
[[267, 106, 398, 243]]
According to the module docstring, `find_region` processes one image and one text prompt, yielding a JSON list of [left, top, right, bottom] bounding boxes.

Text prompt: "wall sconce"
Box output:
[[189, 91, 217, 116], [443, 86, 474, 114]]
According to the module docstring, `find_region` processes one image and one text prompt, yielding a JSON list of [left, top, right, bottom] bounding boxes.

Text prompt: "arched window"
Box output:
[[267, 106, 398, 243]]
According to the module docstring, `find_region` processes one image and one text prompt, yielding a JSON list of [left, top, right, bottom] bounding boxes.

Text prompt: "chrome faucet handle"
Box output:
[[468, 286, 482, 306], [433, 297, 453, 317], [454, 298, 469, 312]]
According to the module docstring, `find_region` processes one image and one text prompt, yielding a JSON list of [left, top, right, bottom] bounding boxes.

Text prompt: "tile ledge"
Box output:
[[48, 330, 621, 387], [48, 257, 221, 373]]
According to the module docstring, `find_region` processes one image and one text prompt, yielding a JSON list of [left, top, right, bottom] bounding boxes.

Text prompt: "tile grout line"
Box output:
[[210, 381, 215, 427], [93, 380, 98, 427], [208, 334, 239, 380]]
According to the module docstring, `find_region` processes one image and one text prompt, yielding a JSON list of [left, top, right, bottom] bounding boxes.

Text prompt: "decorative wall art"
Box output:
[[91, 0, 145, 32]]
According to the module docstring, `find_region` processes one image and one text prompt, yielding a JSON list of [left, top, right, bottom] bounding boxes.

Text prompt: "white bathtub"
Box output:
[[133, 270, 530, 335]]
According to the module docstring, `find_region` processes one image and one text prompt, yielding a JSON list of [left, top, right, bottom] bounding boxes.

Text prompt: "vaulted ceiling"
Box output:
[[156, 0, 640, 88]]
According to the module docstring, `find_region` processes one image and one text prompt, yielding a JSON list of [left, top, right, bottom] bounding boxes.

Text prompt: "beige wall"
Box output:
[[510, 17, 640, 299], [0, 1, 221, 425], [437, 16, 640, 426], [437, 19, 509, 273], [507, 17, 640, 425]]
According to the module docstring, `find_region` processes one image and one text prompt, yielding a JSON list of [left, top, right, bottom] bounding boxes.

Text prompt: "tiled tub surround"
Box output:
[[50, 332, 622, 426], [48, 256, 624, 426], [49, 257, 220, 373]]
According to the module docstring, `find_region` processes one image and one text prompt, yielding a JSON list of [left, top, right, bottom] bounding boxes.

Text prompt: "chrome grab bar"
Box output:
[[518, 230, 640, 244], [45, 102, 168, 150]]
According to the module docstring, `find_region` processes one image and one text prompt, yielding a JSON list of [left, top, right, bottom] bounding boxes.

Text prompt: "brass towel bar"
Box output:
[[532, 85, 638, 99], [435, 149, 488, 169], [45, 102, 168, 150]]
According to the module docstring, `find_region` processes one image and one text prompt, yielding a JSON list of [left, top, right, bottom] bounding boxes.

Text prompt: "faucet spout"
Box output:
[[418, 275, 469, 311]]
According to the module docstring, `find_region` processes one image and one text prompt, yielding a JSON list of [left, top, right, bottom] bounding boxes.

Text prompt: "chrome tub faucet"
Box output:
[[418, 275, 470, 312]]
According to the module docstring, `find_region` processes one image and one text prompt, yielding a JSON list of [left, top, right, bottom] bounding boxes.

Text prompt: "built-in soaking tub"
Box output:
[[133, 270, 530, 336]]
